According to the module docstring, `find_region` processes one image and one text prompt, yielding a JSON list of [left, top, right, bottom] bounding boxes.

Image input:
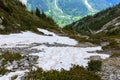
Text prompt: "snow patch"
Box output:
[[38, 28, 56, 36], [0, 70, 28, 80], [31, 46, 109, 71], [0, 28, 109, 76], [54, 0, 63, 14], [19, 0, 27, 5], [83, 0, 95, 12], [0, 29, 77, 48]]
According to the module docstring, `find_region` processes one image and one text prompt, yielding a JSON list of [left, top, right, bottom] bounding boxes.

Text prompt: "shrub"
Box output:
[[0, 51, 23, 65], [110, 53, 120, 58], [102, 40, 119, 50], [0, 67, 9, 75], [87, 60, 102, 72], [25, 65, 101, 80]]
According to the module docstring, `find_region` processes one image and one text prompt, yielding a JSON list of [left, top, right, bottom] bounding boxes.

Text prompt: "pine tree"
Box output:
[[41, 11, 46, 19], [35, 8, 41, 17]]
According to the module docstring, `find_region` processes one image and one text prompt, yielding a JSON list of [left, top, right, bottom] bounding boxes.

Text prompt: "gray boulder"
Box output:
[[90, 55, 102, 60]]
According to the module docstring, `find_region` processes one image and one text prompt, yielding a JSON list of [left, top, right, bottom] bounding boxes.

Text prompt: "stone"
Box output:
[[0, 25, 5, 30], [90, 55, 102, 60], [101, 57, 120, 80]]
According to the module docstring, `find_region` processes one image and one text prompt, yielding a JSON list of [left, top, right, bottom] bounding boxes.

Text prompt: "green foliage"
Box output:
[[0, 51, 23, 65], [110, 53, 120, 58], [11, 75, 18, 80], [0, 67, 9, 75], [0, 0, 60, 34], [35, 7, 41, 17], [25, 65, 101, 80], [87, 60, 102, 72], [102, 40, 120, 50], [65, 3, 120, 34], [106, 27, 120, 36]]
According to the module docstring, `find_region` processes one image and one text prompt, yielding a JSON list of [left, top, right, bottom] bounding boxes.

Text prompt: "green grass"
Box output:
[[25, 65, 101, 80], [0, 0, 61, 34], [87, 60, 102, 72], [110, 53, 120, 58], [0, 51, 23, 75], [0, 51, 23, 66], [0, 67, 10, 75]]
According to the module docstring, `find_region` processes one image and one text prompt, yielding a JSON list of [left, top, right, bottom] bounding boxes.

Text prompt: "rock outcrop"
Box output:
[[101, 57, 120, 80]]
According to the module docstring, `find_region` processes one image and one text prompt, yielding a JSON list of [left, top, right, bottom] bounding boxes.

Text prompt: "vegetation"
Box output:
[[35, 7, 41, 17], [27, 0, 118, 27], [64, 3, 120, 51], [106, 27, 120, 36], [0, 51, 23, 75], [65, 3, 120, 34], [0, 0, 61, 34], [0, 51, 23, 66], [0, 67, 10, 75], [25, 65, 101, 80], [110, 53, 120, 58], [102, 40, 120, 50], [87, 60, 102, 72]]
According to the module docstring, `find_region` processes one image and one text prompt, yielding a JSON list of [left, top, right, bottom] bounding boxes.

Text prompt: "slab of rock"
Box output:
[[0, 25, 5, 30], [101, 57, 120, 80], [90, 55, 102, 60]]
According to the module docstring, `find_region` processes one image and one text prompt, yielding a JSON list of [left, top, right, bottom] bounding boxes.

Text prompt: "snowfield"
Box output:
[[0, 29, 77, 48], [31, 46, 109, 71], [0, 28, 109, 80]]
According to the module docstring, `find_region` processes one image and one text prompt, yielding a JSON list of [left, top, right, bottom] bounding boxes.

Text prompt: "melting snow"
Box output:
[[0, 70, 28, 80], [83, 0, 95, 13], [0, 29, 77, 48], [38, 28, 56, 36], [31, 46, 109, 71], [0, 28, 109, 79], [19, 0, 27, 5]]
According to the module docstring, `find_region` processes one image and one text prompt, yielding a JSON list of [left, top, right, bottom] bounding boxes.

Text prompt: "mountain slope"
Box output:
[[27, 0, 120, 27], [0, 0, 60, 34], [65, 3, 120, 35]]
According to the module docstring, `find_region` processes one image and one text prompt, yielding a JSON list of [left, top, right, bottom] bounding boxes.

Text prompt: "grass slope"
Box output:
[[0, 0, 60, 34]]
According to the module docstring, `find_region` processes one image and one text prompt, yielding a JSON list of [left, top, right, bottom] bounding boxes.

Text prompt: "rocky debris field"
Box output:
[[101, 57, 120, 80]]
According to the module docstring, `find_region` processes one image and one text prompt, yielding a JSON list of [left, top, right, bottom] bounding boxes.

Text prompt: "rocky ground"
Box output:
[[101, 57, 120, 80]]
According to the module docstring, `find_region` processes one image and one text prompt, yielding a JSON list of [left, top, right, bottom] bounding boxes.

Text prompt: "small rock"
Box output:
[[90, 55, 102, 60], [0, 25, 5, 30]]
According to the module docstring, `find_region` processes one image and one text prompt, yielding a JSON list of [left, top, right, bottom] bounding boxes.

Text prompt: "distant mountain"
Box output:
[[26, 0, 120, 27], [64, 3, 120, 35]]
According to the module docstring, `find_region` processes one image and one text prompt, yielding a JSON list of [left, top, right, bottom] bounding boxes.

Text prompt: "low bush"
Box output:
[[0, 51, 23, 65], [0, 67, 9, 75], [25, 65, 101, 80], [87, 60, 102, 72], [110, 53, 120, 58]]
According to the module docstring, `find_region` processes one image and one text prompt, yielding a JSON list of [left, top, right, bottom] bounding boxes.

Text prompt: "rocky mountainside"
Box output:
[[65, 3, 120, 35], [64, 3, 120, 53], [27, 0, 120, 27]]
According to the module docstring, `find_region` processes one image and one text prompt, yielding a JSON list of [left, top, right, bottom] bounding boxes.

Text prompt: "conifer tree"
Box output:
[[41, 11, 46, 19], [35, 7, 41, 17]]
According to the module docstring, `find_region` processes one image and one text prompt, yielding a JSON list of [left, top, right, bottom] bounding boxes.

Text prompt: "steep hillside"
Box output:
[[0, 0, 60, 34], [27, 0, 120, 27], [64, 3, 120, 52], [65, 3, 120, 35]]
